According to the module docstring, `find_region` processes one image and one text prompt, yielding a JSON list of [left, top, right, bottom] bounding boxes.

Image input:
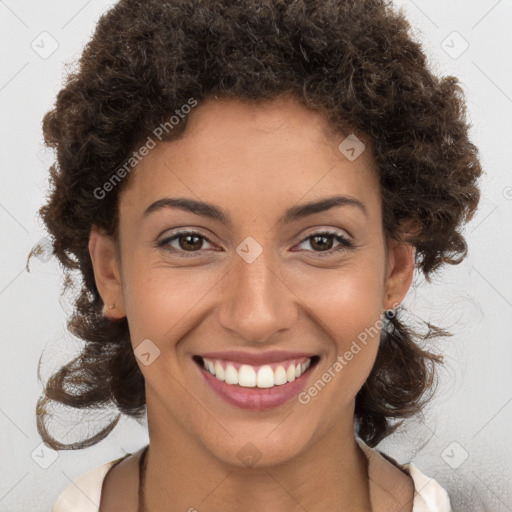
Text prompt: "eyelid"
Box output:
[[157, 225, 216, 242], [298, 226, 351, 241]]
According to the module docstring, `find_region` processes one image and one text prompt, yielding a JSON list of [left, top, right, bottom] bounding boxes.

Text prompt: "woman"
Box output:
[[34, 0, 482, 510]]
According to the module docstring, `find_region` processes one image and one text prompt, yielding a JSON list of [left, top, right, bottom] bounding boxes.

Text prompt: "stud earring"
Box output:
[[383, 309, 396, 319], [109, 303, 116, 310]]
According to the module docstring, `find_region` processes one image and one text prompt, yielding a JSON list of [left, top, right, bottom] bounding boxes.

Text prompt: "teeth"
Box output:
[[256, 365, 274, 388], [205, 359, 215, 374], [225, 364, 239, 385], [274, 365, 287, 385], [239, 365, 256, 387], [214, 361, 225, 381], [202, 357, 312, 388]]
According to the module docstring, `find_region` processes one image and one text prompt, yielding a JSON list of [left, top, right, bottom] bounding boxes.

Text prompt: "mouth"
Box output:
[[192, 354, 320, 410], [193, 354, 319, 387]]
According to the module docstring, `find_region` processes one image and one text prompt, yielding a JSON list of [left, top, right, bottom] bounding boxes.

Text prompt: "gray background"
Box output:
[[0, 0, 511, 510]]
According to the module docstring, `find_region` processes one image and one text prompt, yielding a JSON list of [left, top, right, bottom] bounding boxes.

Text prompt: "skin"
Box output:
[[90, 94, 415, 512]]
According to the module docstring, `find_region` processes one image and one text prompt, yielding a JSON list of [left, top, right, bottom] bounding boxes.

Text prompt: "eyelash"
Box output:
[[156, 229, 353, 257]]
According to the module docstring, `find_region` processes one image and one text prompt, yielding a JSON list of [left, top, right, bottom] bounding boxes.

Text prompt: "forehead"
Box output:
[[119, 95, 381, 223]]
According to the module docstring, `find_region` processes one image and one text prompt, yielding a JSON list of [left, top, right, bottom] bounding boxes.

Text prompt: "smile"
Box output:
[[193, 353, 320, 410], [200, 356, 312, 388]]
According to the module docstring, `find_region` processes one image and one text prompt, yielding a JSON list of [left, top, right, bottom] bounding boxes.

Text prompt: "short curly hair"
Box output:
[[31, 0, 482, 450]]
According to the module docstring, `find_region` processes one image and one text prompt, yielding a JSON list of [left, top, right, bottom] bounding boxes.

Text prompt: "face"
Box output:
[[89, 94, 414, 468]]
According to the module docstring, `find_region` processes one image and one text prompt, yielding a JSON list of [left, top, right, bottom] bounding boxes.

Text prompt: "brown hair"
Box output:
[[31, 0, 482, 450]]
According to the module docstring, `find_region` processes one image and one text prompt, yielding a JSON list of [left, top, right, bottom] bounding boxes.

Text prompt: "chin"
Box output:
[[201, 426, 315, 469]]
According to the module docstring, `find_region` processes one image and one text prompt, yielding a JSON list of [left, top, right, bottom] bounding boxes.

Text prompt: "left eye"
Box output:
[[294, 231, 353, 254]]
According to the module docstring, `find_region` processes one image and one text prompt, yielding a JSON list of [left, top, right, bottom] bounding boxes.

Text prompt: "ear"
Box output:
[[382, 238, 416, 310], [88, 226, 126, 319]]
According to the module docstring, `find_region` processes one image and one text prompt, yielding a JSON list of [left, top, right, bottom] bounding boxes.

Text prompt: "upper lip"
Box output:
[[195, 350, 317, 365]]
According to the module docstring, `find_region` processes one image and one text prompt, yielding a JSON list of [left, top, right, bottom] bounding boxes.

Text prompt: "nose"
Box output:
[[216, 248, 299, 344]]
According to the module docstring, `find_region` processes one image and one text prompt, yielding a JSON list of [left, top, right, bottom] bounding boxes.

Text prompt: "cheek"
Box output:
[[288, 261, 385, 391], [290, 258, 385, 340], [122, 258, 219, 347]]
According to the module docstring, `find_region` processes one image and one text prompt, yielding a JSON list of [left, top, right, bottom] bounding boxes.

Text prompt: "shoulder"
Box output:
[[355, 437, 452, 512], [51, 453, 131, 512], [401, 462, 452, 512]]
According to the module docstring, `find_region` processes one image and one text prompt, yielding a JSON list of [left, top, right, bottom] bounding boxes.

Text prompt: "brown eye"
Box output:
[[157, 230, 215, 255], [310, 234, 335, 251], [176, 233, 204, 251], [295, 231, 353, 255]]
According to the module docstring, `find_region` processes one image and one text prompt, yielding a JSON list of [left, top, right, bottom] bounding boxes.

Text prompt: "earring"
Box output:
[[109, 303, 116, 310], [383, 307, 397, 319]]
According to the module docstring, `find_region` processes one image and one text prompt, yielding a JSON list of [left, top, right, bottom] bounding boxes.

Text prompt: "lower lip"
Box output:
[[195, 360, 315, 411]]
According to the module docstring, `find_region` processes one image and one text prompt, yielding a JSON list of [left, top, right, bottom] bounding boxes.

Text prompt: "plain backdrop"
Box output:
[[1, 1, 511, 510]]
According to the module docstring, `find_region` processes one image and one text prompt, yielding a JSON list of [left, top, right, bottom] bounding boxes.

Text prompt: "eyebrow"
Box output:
[[143, 195, 368, 225]]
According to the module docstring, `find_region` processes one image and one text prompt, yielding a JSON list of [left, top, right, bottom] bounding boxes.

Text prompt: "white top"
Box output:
[[51, 438, 452, 511]]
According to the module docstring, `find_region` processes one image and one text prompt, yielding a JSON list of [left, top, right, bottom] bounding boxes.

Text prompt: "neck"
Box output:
[[142, 400, 371, 512]]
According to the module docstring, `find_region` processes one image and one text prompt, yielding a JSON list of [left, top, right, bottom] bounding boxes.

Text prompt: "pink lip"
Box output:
[[196, 350, 316, 365], [194, 355, 318, 411]]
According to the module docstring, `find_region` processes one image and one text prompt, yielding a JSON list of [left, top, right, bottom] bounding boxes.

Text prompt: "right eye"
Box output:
[[157, 230, 218, 256]]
